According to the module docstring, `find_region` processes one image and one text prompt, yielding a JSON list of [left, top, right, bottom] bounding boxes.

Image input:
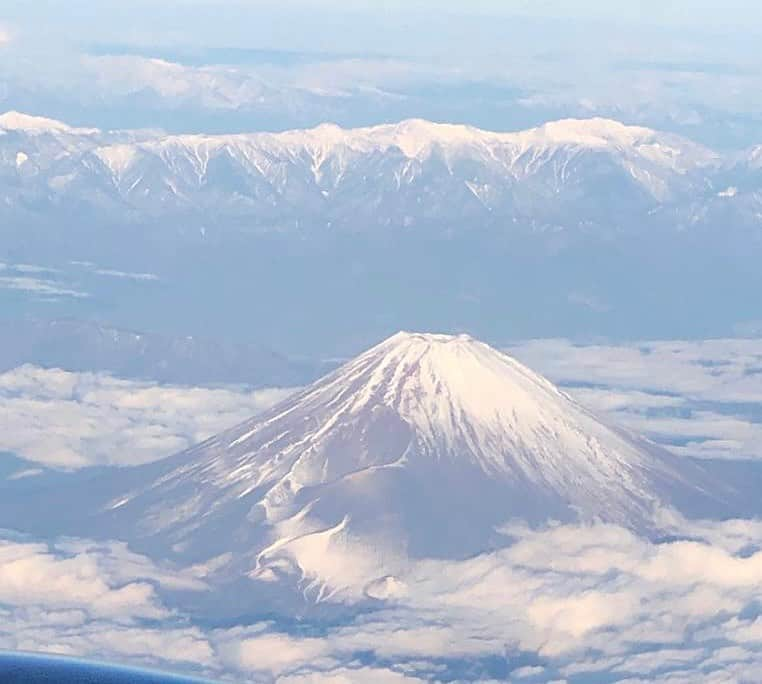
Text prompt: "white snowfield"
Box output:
[[97, 332, 723, 605]]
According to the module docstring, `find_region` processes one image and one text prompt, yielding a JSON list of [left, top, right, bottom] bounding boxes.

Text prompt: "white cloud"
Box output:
[[2, 516, 762, 681], [0, 263, 88, 298], [0, 531, 217, 676], [93, 269, 159, 281], [0, 616, 217, 674], [0, 365, 294, 467], [509, 338, 762, 460], [509, 338, 762, 401], [8, 264, 62, 275], [219, 630, 333, 674], [278, 667, 427, 683], [68, 261, 160, 282], [204, 516, 762, 681], [0, 276, 89, 299], [0, 536, 207, 621]]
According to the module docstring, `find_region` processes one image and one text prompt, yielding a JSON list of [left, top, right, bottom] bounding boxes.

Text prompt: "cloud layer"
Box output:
[[5, 516, 762, 682], [0, 365, 292, 467], [0, 533, 214, 676], [510, 338, 762, 461]]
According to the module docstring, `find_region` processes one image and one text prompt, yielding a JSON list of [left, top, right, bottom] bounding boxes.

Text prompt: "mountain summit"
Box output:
[[95, 332, 718, 574]]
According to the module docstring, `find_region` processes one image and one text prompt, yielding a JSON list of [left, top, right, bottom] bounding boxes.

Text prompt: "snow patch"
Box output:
[[0, 111, 98, 135]]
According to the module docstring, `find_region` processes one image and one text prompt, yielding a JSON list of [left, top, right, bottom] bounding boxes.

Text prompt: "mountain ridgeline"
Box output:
[[2, 111, 758, 234]]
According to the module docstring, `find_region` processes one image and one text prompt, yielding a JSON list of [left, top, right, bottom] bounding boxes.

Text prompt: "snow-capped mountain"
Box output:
[[61, 332, 719, 606], [1, 111, 724, 233]]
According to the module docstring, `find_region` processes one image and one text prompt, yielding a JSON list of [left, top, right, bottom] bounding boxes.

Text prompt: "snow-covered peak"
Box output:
[[519, 117, 657, 148], [377, 119, 485, 157], [379, 329, 475, 345], [322, 330, 625, 475], [0, 111, 99, 135], [273, 117, 680, 159], [265, 118, 485, 160]]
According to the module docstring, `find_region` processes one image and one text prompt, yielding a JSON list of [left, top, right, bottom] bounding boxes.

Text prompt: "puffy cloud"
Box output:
[[217, 629, 334, 674], [0, 617, 217, 674], [278, 667, 427, 683], [0, 365, 294, 467], [229, 517, 762, 680], [0, 536, 205, 620], [0, 530, 219, 677], [509, 338, 762, 402], [3, 518, 762, 681], [509, 338, 762, 460]]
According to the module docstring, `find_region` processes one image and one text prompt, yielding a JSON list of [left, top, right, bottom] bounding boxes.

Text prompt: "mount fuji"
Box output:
[[0, 332, 720, 608]]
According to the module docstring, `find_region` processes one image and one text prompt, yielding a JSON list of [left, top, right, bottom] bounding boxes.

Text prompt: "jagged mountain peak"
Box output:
[[264, 117, 488, 159], [526, 116, 657, 146]]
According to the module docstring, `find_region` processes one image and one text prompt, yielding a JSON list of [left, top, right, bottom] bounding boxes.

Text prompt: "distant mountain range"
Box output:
[[0, 318, 329, 387], [3, 110, 760, 233], [2, 111, 761, 354]]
